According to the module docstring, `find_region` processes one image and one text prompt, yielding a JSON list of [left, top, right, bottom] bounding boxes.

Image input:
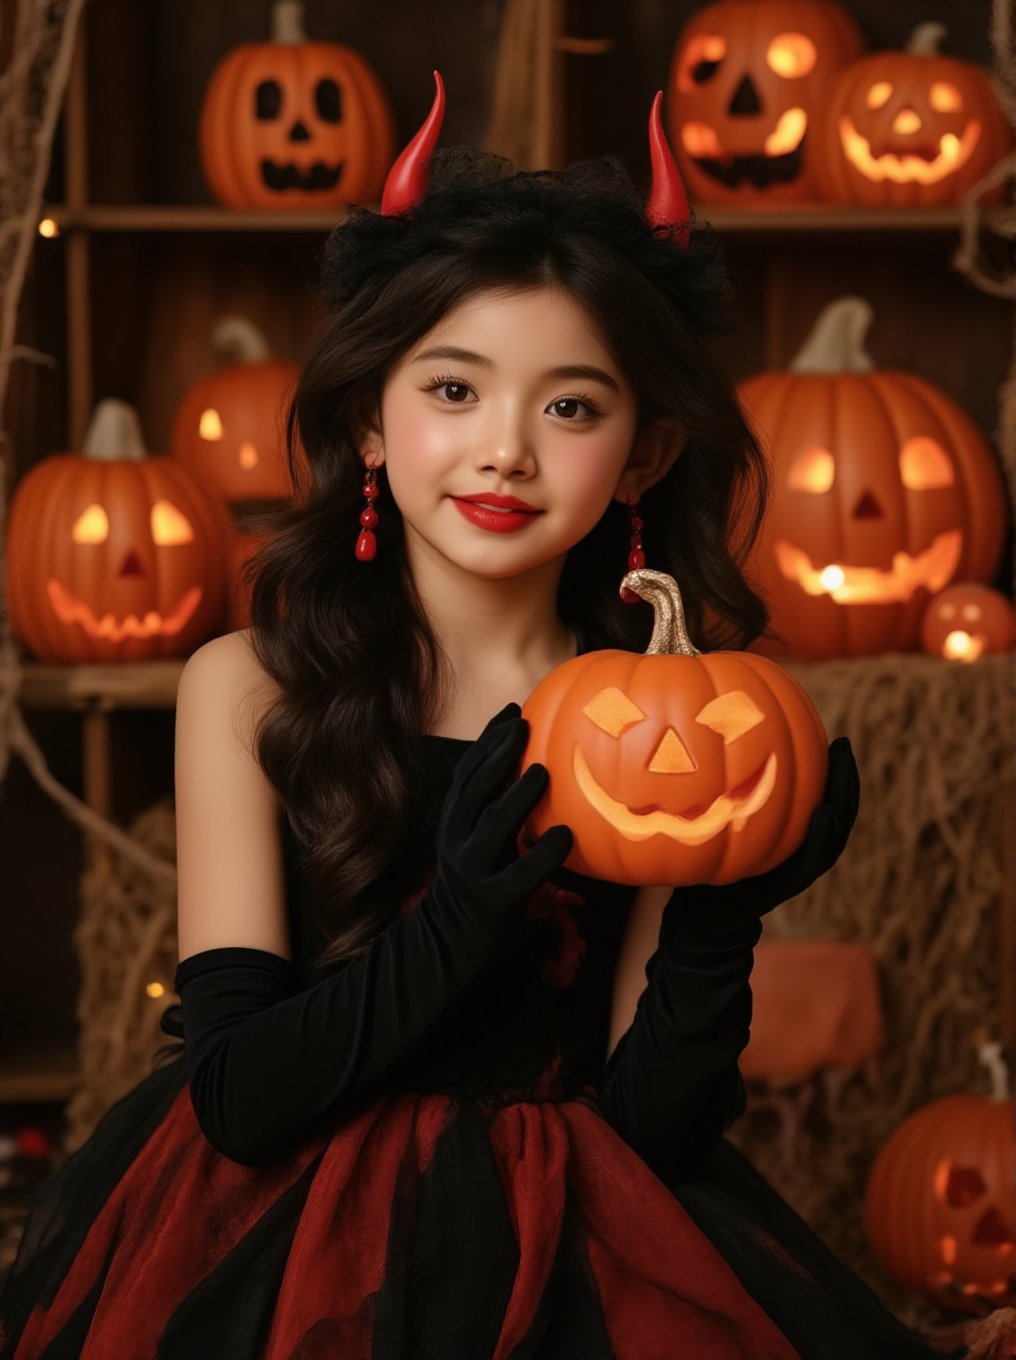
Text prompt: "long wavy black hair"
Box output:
[[240, 146, 772, 973]]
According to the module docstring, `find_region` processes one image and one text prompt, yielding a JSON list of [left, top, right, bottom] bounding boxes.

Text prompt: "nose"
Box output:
[[478, 404, 537, 478]]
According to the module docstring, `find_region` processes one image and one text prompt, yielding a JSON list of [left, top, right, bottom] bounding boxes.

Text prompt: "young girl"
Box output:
[[0, 74, 967, 1360]]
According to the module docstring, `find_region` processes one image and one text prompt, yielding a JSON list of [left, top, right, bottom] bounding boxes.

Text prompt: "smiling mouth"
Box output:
[[774, 531, 962, 603], [47, 579, 203, 641], [260, 160, 344, 192], [573, 746, 777, 845], [839, 116, 981, 184]]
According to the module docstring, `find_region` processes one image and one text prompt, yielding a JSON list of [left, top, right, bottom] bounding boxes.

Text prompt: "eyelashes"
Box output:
[[422, 372, 604, 421]]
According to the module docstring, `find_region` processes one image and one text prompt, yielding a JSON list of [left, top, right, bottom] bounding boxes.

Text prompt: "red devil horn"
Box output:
[[645, 90, 691, 248], [381, 70, 445, 216]]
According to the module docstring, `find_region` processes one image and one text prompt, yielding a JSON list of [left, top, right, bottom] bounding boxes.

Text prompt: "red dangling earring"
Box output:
[[355, 465, 380, 561], [620, 492, 645, 603]]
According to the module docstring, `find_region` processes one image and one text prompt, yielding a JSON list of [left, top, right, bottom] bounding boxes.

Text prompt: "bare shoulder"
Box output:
[[175, 629, 291, 962]]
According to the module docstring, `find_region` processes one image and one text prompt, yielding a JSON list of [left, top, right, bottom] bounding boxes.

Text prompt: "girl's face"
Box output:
[[370, 286, 641, 579]]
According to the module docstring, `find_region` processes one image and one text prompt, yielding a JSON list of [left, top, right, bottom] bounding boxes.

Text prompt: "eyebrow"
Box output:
[[410, 345, 621, 393]]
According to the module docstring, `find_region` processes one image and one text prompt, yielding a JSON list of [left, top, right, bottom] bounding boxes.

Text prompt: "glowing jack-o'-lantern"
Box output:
[[739, 298, 1007, 659], [667, 0, 865, 204], [519, 569, 829, 886], [865, 1038, 1015, 1314], [199, 0, 395, 210], [921, 584, 1015, 662], [170, 318, 298, 503], [5, 401, 229, 663], [813, 23, 1012, 206]]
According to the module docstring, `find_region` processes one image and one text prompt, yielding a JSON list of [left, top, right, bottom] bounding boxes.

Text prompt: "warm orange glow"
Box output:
[[867, 82, 893, 109], [678, 34, 727, 92], [961, 603, 982, 622], [939, 1236, 958, 1266], [151, 500, 195, 546], [899, 436, 955, 489], [199, 408, 224, 440], [839, 114, 982, 184], [766, 33, 817, 78], [647, 728, 697, 774], [775, 531, 962, 603], [71, 504, 110, 544], [930, 81, 962, 112], [788, 446, 835, 493], [696, 691, 765, 744], [572, 744, 778, 844], [681, 121, 725, 158], [892, 108, 922, 135], [46, 579, 203, 642], [764, 108, 808, 157], [239, 440, 259, 469], [146, 981, 166, 999], [582, 686, 646, 737], [942, 629, 984, 662], [37, 218, 59, 238]]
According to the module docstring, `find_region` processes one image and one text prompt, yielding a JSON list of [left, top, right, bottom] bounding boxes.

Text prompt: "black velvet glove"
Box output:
[[599, 737, 860, 1181], [171, 702, 572, 1166]]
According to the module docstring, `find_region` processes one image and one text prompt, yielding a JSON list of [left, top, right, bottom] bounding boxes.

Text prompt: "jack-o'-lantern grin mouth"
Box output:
[[260, 159, 344, 192], [573, 745, 778, 845], [774, 530, 962, 603], [682, 110, 808, 188], [47, 578, 203, 642], [839, 115, 981, 184]]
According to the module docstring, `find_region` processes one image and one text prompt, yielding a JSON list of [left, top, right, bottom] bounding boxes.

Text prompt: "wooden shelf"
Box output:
[[42, 205, 355, 233], [0, 1041, 79, 1105], [38, 202, 1012, 235], [17, 660, 185, 710]]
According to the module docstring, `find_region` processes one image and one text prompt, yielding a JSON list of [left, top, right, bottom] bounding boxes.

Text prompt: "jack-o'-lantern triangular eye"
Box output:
[[151, 500, 194, 546], [696, 691, 765, 743], [899, 436, 955, 490], [582, 686, 646, 737], [71, 503, 109, 544], [788, 446, 835, 493]]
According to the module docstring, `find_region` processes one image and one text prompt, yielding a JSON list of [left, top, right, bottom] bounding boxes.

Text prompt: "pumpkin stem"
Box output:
[[82, 400, 147, 462], [620, 568, 702, 656], [212, 317, 272, 366], [271, 0, 306, 44], [973, 1033, 1010, 1102], [906, 22, 948, 57], [789, 297, 875, 375]]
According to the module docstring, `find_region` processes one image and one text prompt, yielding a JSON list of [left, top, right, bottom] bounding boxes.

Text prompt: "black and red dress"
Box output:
[[0, 728, 960, 1359]]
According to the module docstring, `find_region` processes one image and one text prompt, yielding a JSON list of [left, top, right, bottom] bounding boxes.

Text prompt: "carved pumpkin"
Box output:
[[520, 569, 829, 886], [921, 584, 1016, 662], [864, 1039, 1015, 1313], [739, 298, 1007, 659], [667, 0, 864, 204], [170, 318, 298, 503], [199, 0, 395, 210], [813, 23, 1012, 206], [5, 402, 229, 663]]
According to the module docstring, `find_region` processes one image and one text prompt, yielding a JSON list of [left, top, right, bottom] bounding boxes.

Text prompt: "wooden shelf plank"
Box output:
[[38, 202, 1012, 234], [17, 660, 185, 710], [43, 205, 354, 232], [0, 1041, 79, 1105]]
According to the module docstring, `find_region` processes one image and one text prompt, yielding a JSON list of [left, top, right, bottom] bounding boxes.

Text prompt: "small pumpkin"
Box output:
[[199, 0, 395, 211], [921, 584, 1016, 661], [6, 401, 229, 663], [739, 297, 1007, 659], [170, 317, 298, 504], [813, 23, 1012, 207], [520, 569, 829, 886], [667, 0, 865, 205], [864, 1038, 1016, 1313]]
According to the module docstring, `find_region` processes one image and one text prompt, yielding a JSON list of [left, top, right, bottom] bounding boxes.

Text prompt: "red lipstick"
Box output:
[[450, 492, 543, 534]]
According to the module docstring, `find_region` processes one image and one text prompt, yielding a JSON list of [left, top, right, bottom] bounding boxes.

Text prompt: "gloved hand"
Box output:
[[667, 736, 861, 934], [170, 702, 572, 1166], [599, 737, 860, 1181]]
